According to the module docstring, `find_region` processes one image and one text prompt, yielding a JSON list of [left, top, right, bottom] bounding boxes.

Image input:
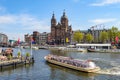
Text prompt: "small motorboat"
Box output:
[[87, 48, 96, 52]]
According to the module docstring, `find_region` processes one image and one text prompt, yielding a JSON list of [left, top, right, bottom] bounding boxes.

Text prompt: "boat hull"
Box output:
[[44, 56, 100, 73], [87, 49, 96, 52]]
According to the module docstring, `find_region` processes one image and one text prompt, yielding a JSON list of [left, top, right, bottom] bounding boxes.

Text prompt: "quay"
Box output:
[[0, 57, 34, 70], [48, 43, 120, 53], [0, 47, 34, 70]]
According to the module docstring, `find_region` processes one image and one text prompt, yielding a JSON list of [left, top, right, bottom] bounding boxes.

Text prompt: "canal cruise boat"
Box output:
[[44, 54, 100, 73]]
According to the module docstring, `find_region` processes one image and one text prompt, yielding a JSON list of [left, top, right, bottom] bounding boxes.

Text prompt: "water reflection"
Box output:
[[49, 50, 120, 76], [0, 64, 33, 75], [50, 50, 69, 56], [0, 48, 120, 80], [47, 62, 97, 80]]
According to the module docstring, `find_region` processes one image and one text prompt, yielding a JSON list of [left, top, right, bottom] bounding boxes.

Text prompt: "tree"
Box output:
[[26, 52, 30, 58], [73, 31, 84, 43], [85, 33, 93, 43], [117, 31, 120, 38], [6, 54, 11, 60], [17, 51, 21, 58], [108, 29, 112, 42], [110, 26, 119, 42], [99, 31, 108, 43]]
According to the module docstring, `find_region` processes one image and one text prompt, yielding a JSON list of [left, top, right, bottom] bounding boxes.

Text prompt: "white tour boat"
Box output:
[[44, 54, 100, 73]]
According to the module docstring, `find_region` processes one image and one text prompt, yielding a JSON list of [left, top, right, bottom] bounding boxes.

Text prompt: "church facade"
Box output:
[[51, 11, 73, 44]]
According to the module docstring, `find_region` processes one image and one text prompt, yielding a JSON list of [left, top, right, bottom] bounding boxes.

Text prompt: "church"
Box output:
[[51, 11, 73, 44]]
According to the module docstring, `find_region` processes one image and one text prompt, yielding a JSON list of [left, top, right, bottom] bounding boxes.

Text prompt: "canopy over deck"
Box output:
[[76, 44, 111, 47]]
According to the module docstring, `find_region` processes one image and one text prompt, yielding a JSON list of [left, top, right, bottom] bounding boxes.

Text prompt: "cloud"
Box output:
[[19, 14, 50, 31], [89, 18, 117, 24], [5, 32, 25, 41], [0, 14, 50, 30], [113, 21, 120, 29], [0, 15, 17, 24], [0, 14, 50, 41], [91, 0, 120, 6]]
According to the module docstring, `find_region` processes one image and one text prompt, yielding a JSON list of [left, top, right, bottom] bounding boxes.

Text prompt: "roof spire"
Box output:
[[53, 11, 54, 15], [52, 11, 55, 19], [63, 9, 66, 17]]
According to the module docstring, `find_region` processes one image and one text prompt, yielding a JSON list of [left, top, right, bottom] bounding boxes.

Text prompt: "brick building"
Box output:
[[39, 32, 48, 45], [0, 33, 8, 46], [24, 34, 31, 44], [32, 31, 40, 45], [24, 31, 40, 45], [51, 11, 72, 44]]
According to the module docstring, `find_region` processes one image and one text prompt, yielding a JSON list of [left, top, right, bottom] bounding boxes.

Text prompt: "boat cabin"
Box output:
[[76, 43, 111, 50]]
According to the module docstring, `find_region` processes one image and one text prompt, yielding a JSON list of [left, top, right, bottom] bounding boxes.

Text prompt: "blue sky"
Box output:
[[0, 0, 120, 41]]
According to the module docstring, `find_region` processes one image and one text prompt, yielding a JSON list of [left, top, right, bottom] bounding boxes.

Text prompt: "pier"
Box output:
[[0, 57, 34, 70]]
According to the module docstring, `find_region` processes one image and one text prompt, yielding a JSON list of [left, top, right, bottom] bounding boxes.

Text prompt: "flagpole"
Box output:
[[17, 38, 22, 60], [30, 37, 34, 63], [31, 40, 32, 57], [18, 38, 21, 55]]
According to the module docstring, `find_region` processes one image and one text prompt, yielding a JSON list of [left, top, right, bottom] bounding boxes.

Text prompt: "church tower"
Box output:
[[60, 10, 69, 44], [61, 10, 68, 30], [51, 12, 56, 26], [51, 12, 57, 42], [50, 10, 72, 45]]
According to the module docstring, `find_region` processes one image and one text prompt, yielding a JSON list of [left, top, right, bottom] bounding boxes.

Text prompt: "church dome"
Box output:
[[61, 10, 68, 19]]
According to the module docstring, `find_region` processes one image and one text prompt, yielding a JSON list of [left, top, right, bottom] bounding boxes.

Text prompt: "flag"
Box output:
[[31, 37, 35, 44], [115, 36, 119, 43], [17, 38, 20, 45], [66, 38, 69, 42]]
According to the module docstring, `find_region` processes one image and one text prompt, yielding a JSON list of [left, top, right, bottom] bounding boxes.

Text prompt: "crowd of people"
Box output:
[[0, 55, 8, 61], [47, 54, 96, 69], [0, 48, 13, 61]]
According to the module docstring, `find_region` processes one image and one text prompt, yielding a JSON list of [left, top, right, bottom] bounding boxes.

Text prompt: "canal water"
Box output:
[[0, 48, 120, 80]]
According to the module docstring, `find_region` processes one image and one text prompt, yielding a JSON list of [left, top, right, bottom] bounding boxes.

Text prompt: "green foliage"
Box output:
[[73, 31, 84, 43], [108, 29, 112, 42], [99, 31, 108, 43], [107, 26, 120, 42], [7, 54, 12, 60], [117, 31, 120, 38], [86, 33, 93, 43], [26, 52, 30, 57], [17, 52, 21, 57], [110, 26, 119, 42]]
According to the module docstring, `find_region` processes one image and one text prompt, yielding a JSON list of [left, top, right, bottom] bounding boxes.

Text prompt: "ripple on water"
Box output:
[[96, 66, 120, 76], [88, 57, 120, 76]]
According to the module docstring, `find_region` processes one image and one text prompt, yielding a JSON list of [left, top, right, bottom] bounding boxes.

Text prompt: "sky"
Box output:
[[0, 0, 120, 41]]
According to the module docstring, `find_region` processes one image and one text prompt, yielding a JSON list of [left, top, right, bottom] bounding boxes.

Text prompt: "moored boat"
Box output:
[[32, 46, 39, 50], [87, 48, 100, 52], [87, 48, 96, 52], [44, 54, 100, 73]]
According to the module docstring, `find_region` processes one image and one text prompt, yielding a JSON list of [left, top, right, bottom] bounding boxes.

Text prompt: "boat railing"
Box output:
[[47, 55, 97, 68]]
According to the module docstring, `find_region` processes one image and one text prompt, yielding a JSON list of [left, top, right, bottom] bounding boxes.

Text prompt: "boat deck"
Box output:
[[45, 56, 100, 73]]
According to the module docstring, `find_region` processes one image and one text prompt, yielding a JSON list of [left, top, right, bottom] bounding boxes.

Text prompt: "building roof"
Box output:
[[76, 43, 111, 47]]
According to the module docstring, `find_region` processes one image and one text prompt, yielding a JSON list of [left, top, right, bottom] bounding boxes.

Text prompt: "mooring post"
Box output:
[[25, 59, 26, 65], [32, 56, 34, 63], [13, 61, 15, 68], [0, 64, 2, 71], [15, 62, 16, 68]]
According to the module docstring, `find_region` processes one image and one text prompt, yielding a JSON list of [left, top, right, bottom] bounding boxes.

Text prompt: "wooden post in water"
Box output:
[[0, 65, 3, 71]]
